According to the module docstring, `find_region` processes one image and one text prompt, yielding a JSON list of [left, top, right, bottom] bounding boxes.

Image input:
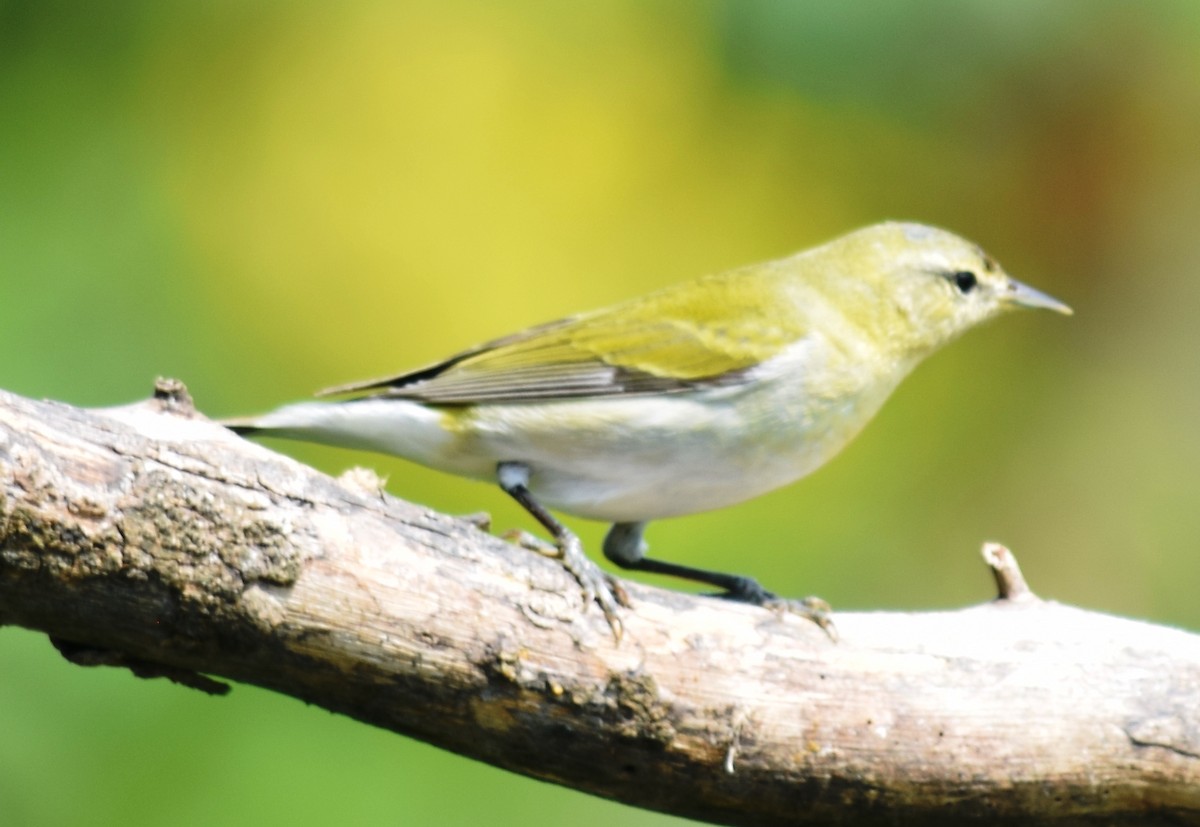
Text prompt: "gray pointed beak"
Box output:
[[1007, 278, 1073, 315]]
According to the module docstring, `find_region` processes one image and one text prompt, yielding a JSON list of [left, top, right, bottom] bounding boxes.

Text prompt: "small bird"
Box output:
[[226, 222, 1070, 638]]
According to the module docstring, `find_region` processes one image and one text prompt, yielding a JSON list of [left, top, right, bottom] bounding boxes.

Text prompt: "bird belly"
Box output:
[[451, 379, 890, 523]]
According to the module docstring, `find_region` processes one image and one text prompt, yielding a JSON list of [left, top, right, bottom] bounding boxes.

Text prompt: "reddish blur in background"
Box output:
[[2, 3, 1198, 825]]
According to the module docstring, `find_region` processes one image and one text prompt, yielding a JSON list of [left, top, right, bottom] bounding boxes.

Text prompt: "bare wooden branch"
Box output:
[[982, 541, 1034, 601], [1, 385, 1198, 826]]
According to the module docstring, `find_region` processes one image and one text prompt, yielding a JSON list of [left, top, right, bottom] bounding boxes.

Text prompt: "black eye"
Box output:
[[951, 270, 977, 294]]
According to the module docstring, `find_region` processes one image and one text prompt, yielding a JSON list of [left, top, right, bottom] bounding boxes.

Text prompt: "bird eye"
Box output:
[[951, 270, 977, 294]]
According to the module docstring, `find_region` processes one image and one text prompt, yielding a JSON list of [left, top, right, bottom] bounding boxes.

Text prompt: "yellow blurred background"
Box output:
[[2, 2, 1199, 824]]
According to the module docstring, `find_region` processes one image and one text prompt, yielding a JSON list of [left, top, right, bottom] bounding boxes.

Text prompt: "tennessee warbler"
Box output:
[[227, 222, 1070, 638]]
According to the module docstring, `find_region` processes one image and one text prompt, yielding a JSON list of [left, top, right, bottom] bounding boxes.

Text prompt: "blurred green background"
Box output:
[[3, 1, 1199, 824]]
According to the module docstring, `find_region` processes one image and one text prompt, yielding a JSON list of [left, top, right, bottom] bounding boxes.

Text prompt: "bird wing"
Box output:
[[319, 269, 803, 405]]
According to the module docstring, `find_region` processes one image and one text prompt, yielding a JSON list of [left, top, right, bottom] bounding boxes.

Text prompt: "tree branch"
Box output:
[[1, 383, 1198, 826]]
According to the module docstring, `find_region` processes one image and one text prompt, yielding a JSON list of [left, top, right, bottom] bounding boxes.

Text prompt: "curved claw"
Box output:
[[503, 528, 629, 642], [762, 595, 838, 642], [556, 532, 629, 642], [711, 577, 838, 641]]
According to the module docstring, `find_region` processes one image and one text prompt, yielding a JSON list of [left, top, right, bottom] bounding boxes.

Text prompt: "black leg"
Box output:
[[602, 521, 773, 596], [497, 462, 627, 639], [602, 521, 836, 638]]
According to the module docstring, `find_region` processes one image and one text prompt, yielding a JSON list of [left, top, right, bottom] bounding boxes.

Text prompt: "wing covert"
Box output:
[[321, 267, 805, 404]]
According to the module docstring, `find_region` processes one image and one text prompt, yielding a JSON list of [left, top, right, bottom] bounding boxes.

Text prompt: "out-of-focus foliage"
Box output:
[[2, 2, 1198, 824]]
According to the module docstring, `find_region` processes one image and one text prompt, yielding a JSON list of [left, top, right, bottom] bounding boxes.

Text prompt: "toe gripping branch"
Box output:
[[496, 462, 628, 640]]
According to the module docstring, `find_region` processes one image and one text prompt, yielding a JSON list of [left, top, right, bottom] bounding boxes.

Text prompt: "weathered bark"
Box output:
[[1, 383, 1197, 826]]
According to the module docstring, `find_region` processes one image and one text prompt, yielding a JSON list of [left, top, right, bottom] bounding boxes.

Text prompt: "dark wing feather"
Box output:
[[318, 268, 800, 405]]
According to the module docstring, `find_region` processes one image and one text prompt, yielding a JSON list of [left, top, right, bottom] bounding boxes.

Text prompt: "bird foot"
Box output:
[[503, 529, 629, 642], [713, 576, 837, 641], [760, 595, 838, 641]]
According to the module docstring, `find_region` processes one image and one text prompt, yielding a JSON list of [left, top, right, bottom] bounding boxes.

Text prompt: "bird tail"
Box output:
[[221, 398, 459, 469], [221, 416, 266, 436]]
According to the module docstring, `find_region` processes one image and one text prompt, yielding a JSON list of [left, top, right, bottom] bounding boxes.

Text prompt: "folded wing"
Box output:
[[320, 269, 802, 405]]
